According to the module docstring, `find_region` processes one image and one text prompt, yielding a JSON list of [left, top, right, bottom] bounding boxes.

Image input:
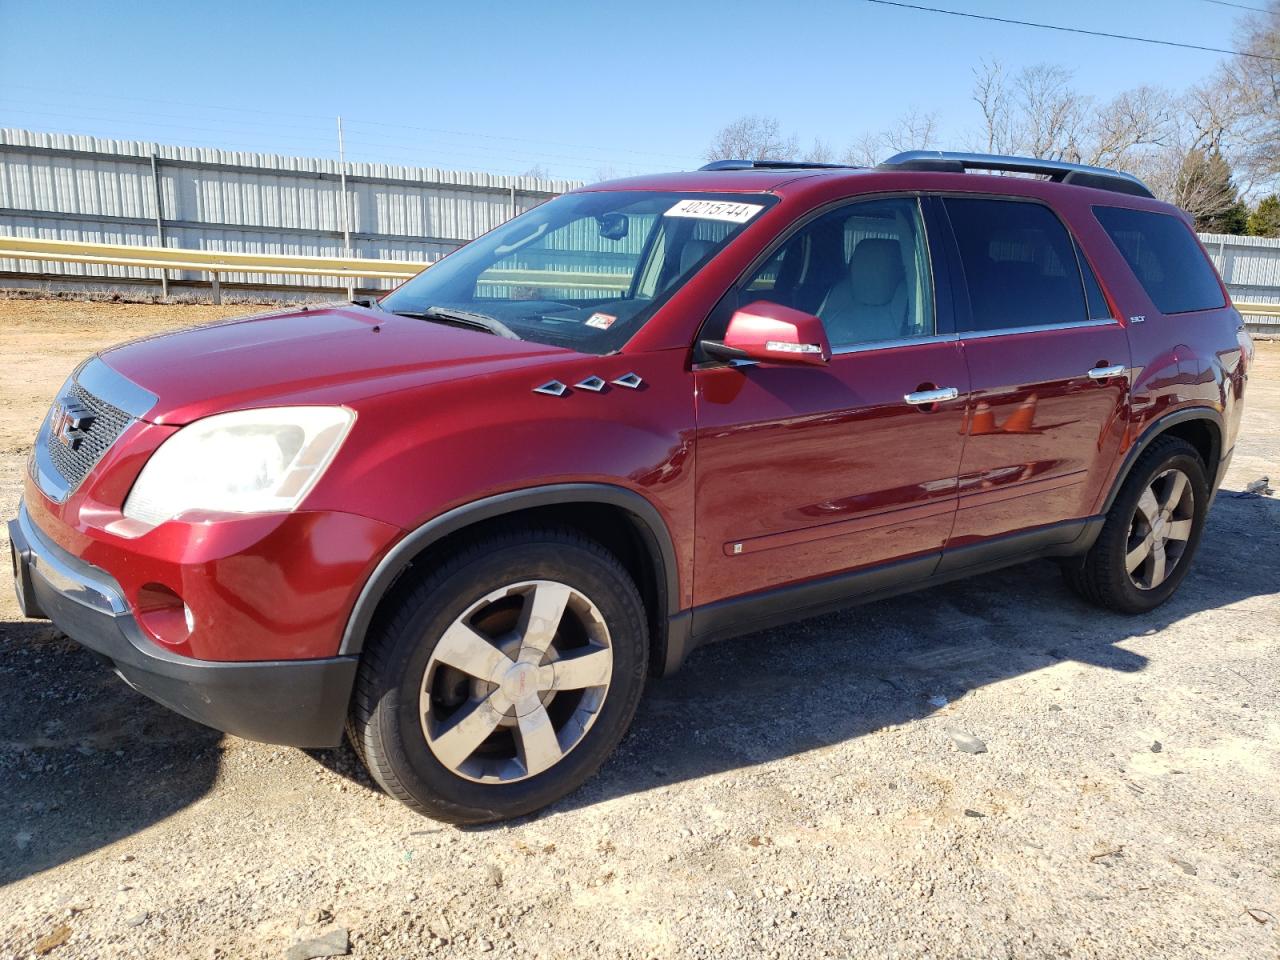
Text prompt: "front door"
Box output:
[[936, 196, 1130, 551], [692, 196, 969, 608]]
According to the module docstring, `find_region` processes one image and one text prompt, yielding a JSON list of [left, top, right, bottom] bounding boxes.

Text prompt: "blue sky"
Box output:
[[0, 0, 1257, 181]]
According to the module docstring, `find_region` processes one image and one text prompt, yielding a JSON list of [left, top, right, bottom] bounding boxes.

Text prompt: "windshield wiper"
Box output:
[[391, 306, 521, 340]]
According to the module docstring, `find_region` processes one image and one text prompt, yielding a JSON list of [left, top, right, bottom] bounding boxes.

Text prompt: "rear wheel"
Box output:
[[1064, 436, 1209, 614], [348, 528, 648, 823]]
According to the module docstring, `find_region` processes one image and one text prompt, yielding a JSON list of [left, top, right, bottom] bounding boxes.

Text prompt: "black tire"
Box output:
[[1063, 435, 1210, 614], [347, 527, 648, 824]]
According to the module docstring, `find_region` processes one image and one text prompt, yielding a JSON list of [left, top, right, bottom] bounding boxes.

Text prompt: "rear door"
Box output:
[[692, 195, 970, 608], [937, 195, 1130, 555]]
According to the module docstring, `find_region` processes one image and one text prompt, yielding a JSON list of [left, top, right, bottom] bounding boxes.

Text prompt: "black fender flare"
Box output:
[[339, 483, 681, 658], [1101, 406, 1225, 514]]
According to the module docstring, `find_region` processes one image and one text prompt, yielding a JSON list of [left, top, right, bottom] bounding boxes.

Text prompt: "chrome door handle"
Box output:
[[904, 387, 959, 405], [1087, 364, 1126, 380]]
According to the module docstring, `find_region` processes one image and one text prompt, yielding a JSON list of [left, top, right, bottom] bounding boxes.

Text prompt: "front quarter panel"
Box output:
[[303, 348, 697, 609]]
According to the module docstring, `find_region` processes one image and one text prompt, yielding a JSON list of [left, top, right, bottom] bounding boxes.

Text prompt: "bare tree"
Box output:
[[803, 138, 835, 163], [1086, 86, 1176, 168], [706, 115, 799, 161], [1016, 64, 1087, 160], [841, 108, 940, 166], [881, 108, 941, 156], [1213, 3, 1280, 191], [704, 12, 1280, 209], [970, 61, 1087, 160], [972, 58, 1011, 153], [968, 59, 1192, 207]]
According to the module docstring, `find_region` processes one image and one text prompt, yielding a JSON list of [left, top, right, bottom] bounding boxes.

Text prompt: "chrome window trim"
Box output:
[[76, 356, 157, 418], [699, 319, 1120, 365], [959, 318, 1121, 340], [831, 332, 959, 356]]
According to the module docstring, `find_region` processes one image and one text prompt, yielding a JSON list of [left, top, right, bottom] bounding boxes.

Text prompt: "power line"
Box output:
[[859, 0, 1280, 61], [1198, 0, 1272, 13], [0, 81, 699, 164], [0, 99, 668, 173], [0, 111, 656, 178]]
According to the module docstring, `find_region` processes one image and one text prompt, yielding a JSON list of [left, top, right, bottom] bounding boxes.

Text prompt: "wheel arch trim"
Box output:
[[1103, 406, 1225, 514], [339, 483, 681, 657]]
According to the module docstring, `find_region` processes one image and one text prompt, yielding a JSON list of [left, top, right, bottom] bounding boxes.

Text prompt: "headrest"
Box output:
[[848, 239, 905, 306], [680, 239, 714, 273]]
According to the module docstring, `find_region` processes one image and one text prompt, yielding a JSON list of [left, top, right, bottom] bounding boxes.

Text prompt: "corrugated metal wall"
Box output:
[[2, 127, 1279, 333], [1200, 232, 1280, 332], [0, 128, 581, 292]]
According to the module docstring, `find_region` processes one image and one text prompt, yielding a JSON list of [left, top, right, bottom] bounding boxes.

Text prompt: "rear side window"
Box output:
[[943, 198, 1086, 332], [1093, 206, 1225, 314]]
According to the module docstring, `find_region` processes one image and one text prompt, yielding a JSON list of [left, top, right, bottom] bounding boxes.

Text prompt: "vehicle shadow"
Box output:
[[7, 487, 1269, 868], [0, 621, 222, 886], [542, 485, 1280, 818]]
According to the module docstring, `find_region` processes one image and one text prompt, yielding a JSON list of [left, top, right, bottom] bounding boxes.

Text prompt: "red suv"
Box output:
[[10, 152, 1252, 823]]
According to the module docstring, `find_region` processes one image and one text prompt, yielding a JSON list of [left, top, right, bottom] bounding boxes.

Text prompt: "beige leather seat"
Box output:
[[818, 238, 908, 346]]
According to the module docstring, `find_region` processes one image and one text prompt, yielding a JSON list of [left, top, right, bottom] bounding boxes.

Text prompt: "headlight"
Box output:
[[123, 406, 354, 527]]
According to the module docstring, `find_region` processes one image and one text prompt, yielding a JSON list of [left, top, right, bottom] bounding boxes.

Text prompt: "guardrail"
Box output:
[[0, 236, 633, 302], [0, 235, 422, 302], [1, 235, 1277, 321], [1238, 301, 1280, 317]]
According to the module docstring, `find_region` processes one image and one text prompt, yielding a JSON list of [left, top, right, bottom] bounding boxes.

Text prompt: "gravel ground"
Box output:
[[1, 299, 1277, 960]]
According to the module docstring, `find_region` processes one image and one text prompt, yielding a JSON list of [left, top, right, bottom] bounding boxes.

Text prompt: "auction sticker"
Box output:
[[585, 312, 617, 329], [665, 199, 764, 223]]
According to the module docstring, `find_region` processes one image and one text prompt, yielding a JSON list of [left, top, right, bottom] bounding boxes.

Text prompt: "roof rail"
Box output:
[[877, 150, 1155, 199], [699, 159, 854, 172]]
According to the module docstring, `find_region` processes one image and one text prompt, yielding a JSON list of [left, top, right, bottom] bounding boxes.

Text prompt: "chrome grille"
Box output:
[[43, 382, 133, 491]]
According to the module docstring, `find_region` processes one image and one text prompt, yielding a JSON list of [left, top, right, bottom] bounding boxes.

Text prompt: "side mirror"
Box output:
[[596, 212, 629, 241], [702, 301, 831, 366]]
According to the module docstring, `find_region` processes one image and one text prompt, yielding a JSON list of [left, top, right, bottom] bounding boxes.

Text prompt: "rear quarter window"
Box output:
[[1092, 206, 1226, 315]]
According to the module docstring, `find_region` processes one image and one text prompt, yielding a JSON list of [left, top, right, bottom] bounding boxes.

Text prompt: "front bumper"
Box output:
[[9, 504, 356, 748]]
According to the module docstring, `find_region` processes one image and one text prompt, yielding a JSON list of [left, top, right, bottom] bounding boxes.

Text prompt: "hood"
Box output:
[[99, 304, 573, 424]]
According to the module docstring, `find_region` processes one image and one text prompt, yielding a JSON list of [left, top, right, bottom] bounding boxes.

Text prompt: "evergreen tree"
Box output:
[[1247, 195, 1280, 238], [1176, 150, 1249, 234]]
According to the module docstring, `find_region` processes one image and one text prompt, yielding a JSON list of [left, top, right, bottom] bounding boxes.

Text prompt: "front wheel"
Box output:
[[1064, 435, 1209, 614], [348, 528, 648, 824]]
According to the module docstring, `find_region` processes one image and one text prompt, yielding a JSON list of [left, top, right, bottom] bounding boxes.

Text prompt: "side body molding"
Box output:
[[339, 483, 681, 658]]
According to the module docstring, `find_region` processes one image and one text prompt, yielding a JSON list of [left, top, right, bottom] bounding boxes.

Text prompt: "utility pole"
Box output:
[[337, 115, 354, 300], [149, 152, 168, 299]]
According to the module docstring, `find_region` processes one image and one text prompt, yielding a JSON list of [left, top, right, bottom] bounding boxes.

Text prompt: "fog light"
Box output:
[[135, 583, 193, 647]]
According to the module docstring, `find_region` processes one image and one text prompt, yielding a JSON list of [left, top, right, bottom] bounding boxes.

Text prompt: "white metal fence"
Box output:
[[2, 127, 1279, 333], [1200, 232, 1280, 334], [0, 128, 580, 295]]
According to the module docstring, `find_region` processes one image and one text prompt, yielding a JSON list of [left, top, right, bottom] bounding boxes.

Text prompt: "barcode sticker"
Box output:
[[665, 199, 764, 223]]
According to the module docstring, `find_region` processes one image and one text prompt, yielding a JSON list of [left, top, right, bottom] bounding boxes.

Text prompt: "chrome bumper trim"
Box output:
[[13, 502, 128, 616]]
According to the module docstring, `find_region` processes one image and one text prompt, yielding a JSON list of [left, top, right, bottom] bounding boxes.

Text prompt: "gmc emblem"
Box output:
[[50, 401, 95, 450]]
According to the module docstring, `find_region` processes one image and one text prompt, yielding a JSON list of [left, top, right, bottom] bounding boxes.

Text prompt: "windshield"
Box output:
[[379, 190, 775, 354]]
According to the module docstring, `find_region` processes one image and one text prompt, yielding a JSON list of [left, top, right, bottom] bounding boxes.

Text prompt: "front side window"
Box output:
[[1093, 206, 1226, 315], [379, 191, 773, 354], [944, 197, 1087, 332], [733, 196, 935, 349]]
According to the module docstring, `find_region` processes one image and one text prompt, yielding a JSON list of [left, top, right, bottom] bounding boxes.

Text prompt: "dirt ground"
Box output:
[[0, 299, 1277, 960]]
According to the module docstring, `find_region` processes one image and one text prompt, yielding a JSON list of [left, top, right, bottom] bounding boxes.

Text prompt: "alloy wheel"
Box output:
[[419, 580, 613, 783], [1125, 468, 1195, 591]]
